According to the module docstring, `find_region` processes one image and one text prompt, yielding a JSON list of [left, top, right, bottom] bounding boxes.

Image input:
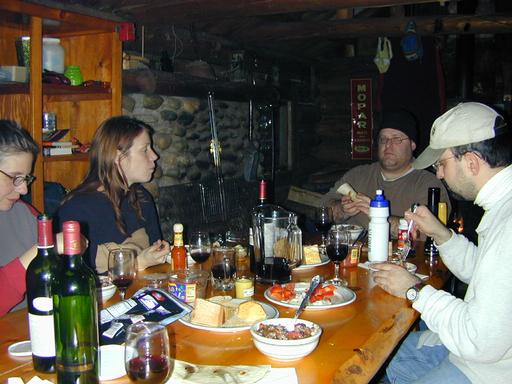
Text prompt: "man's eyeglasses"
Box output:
[[0, 169, 35, 186], [432, 156, 457, 171], [378, 136, 410, 145]]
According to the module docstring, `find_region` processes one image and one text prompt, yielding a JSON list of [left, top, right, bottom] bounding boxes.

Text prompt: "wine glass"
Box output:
[[325, 228, 350, 287], [188, 231, 211, 269], [125, 322, 172, 384], [315, 206, 333, 250], [108, 249, 136, 301]]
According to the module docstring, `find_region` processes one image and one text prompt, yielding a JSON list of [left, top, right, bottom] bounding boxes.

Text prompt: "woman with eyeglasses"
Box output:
[[0, 119, 40, 315], [55, 116, 169, 274]]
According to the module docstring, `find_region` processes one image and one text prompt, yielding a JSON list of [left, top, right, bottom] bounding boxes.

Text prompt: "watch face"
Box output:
[[406, 287, 418, 301]]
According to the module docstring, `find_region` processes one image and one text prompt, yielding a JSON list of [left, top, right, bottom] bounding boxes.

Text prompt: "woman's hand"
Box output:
[[136, 240, 170, 271]]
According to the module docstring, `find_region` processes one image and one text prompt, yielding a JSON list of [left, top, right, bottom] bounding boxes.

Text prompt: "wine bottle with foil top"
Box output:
[[53, 221, 99, 384], [26, 214, 57, 373], [424, 187, 440, 257]]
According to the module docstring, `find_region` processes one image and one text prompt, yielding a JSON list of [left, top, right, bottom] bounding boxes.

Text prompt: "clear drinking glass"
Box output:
[[125, 322, 172, 384], [188, 231, 211, 269], [211, 246, 236, 290], [108, 248, 136, 300], [325, 228, 350, 287], [315, 206, 333, 250]]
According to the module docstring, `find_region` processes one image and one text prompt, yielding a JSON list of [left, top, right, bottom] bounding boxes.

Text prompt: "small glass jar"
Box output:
[[64, 65, 83, 86], [235, 276, 254, 299]]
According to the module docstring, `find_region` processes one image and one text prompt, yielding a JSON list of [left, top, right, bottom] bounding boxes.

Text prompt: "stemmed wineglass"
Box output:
[[325, 228, 350, 287], [315, 206, 333, 250], [125, 322, 172, 384], [108, 248, 136, 300], [188, 231, 211, 269]]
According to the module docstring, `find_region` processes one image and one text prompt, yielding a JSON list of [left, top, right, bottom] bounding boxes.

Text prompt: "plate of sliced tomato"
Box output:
[[264, 282, 356, 310]]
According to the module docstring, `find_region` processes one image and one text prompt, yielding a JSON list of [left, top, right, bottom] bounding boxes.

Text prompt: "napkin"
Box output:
[[7, 377, 53, 384], [358, 261, 429, 280], [165, 360, 298, 384]]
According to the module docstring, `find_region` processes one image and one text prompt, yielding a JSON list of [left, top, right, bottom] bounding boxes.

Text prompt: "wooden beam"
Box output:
[[234, 14, 512, 42], [112, 0, 458, 24]]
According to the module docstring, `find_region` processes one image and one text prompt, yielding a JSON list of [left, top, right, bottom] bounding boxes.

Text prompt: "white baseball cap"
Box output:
[[413, 102, 503, 169]]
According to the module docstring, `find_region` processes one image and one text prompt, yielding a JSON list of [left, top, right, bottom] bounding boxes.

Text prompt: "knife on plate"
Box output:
[[293, 275, 321, 320]]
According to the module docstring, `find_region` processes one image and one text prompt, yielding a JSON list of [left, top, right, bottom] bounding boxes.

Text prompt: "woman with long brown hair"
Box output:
[[56, 116, 169, 273]]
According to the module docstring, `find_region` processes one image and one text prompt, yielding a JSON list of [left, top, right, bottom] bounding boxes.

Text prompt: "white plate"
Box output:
[[296, 254, 330, 270], [264, 283, 356, 310], [179, 299, 279, 332], [8, 340, 31, 357], [99, 344, 126, 381]]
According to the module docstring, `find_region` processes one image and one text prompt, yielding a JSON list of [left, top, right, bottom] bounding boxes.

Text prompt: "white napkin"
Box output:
[[7, 377, 53, 384], [165, 367, 298, 384], [358, 261, 429, 280]]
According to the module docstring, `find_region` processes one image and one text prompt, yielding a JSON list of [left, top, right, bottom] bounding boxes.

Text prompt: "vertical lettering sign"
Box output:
[[350, 79, 373, 160]]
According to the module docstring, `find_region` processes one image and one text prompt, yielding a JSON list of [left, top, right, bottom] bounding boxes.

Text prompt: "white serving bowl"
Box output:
[[98, 276, 117, 302], [250, 318, 322, 361], [332, 224, 364, 242]]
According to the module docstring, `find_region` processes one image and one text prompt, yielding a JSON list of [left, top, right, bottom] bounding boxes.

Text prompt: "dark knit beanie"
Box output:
[[380, 109, 418, 144]]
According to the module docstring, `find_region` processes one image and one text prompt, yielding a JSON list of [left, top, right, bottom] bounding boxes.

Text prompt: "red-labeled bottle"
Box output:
[[172, 223, 187, 270]]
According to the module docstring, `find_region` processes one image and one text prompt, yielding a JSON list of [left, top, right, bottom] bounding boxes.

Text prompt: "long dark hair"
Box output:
[[64, 116, 154, 234]]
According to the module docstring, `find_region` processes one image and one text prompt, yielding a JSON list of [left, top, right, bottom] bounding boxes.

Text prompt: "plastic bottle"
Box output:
[[368, 190, 390, 262], [42, 38, 65, 73], [26, 214, 57, 373], [397, 218, 409, 251], [171, 223, 187, 270], [52, 221, 99, 384]]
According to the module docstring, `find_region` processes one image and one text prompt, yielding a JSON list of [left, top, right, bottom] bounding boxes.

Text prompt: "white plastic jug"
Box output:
[[43, 38, 65, 73], [368, 189, 390, 262]]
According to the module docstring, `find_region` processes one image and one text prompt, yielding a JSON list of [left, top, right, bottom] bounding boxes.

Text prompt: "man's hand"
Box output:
[[339, 193, 371, 218], [405, 205, 452, 245], [371, 262, 421, 298]]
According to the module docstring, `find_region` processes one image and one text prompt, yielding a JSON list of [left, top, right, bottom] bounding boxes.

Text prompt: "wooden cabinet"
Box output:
[[0, 0, 121, 211]]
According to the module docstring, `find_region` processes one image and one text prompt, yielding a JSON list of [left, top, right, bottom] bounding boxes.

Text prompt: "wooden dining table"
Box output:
[[0, 241, 450, 384]]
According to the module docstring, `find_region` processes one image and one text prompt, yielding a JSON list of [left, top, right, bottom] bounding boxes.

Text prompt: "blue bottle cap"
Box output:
[[370, 189, 389, 208]]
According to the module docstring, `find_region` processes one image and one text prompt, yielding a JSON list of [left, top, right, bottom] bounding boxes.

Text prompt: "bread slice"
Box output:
[[236, 301, 267, 323], [336, 182, 357, 201], [190, 298, 225, 327], [303, 245, 322, 264]]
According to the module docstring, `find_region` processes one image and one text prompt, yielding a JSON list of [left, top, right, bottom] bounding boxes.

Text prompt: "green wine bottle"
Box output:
[[53, 221, 99, 384], [26, 214, 57, 373]]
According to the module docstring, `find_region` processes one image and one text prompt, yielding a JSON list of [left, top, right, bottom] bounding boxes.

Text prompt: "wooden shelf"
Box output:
[[0, 82, 112, 101], [43, 153, 89, 162], [123, 69, 280, 102]]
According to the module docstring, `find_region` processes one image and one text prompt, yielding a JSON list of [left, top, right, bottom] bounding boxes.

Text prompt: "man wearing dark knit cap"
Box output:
[[322, 109, 451, 238]]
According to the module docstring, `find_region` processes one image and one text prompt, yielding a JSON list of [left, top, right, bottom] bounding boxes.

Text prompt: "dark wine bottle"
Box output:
[[26, 214, 57, 373], [424, 187, 441, 256], [53, 221, 99, 384]]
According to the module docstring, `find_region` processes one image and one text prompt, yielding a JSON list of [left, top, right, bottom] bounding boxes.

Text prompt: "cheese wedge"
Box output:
[[303, 245, 322, 264], [336, 182, 357, 201], [190, 298, 225, 327], [236, 301, 267, 323]]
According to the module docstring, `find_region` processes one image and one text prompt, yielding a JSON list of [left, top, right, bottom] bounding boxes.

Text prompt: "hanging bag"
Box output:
[[374, 37, 393, 74]]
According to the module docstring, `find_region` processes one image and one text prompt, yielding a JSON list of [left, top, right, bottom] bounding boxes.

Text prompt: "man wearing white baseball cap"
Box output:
[[372, 102, 512, 384]]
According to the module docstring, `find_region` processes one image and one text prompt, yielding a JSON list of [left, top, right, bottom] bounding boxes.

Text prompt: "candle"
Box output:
[[235, 277, 254, 299]]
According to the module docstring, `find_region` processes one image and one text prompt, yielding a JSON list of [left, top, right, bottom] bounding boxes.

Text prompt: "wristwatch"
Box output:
[[406, 282, 425, 302]]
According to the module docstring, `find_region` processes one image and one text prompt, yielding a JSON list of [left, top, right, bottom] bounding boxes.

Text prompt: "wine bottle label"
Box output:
[[28, 313, 55, 357], [33, 297, 53, 312]]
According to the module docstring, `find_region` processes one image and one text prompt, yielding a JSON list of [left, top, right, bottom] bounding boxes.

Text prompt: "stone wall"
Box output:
[[122, 93, 262, 238]]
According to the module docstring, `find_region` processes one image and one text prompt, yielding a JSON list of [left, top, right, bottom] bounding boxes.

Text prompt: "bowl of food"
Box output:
[[332, 224, 364, 242], [98, 276, 116, 303], [250, 318, 322, 361]]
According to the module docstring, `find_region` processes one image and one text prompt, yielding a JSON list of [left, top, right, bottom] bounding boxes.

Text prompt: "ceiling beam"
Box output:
[[112, 0, 456, 24], [233, 14, 512, 42]]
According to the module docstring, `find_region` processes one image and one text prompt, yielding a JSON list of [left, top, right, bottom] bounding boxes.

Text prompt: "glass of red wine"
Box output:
[[108, 248, 136, 301], [188, 231, 211, 269], [125, 322, 172, 384], [315, 206, 334, 251], [326, 228, 350, 287]]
